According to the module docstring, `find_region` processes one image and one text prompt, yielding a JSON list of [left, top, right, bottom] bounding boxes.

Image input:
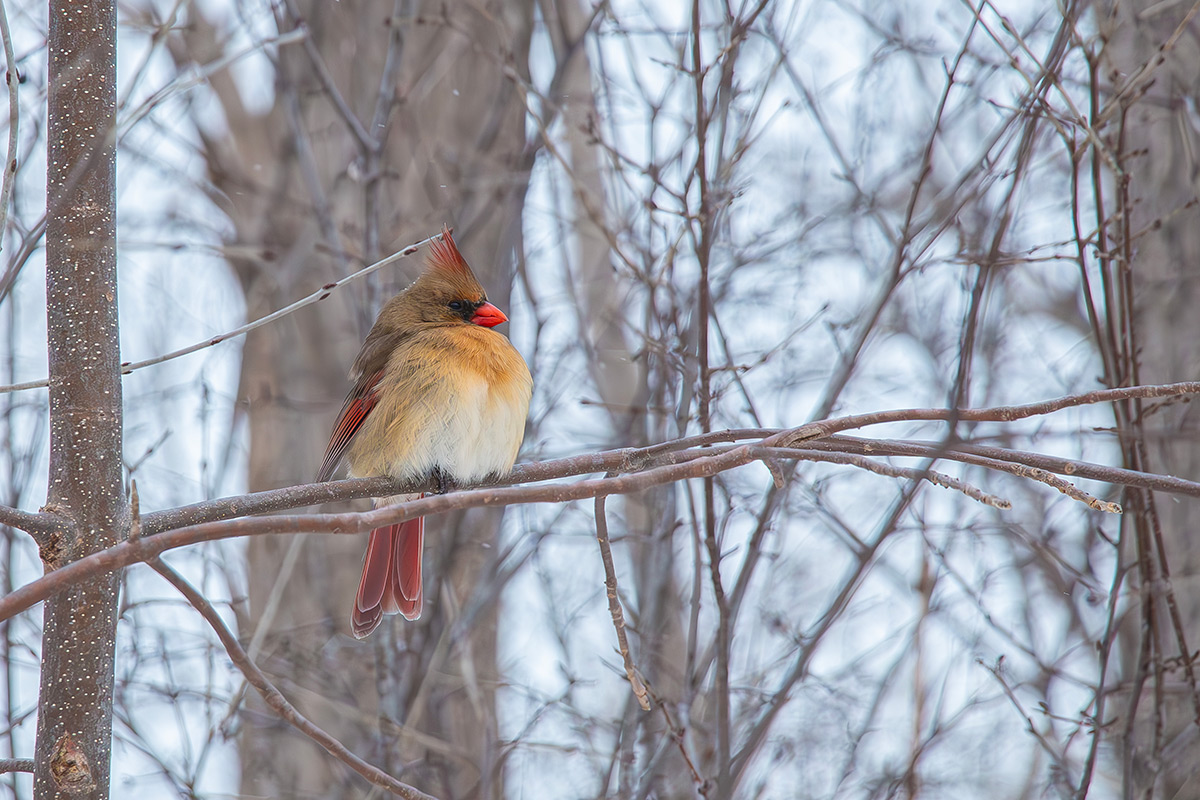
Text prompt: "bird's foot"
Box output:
[[431, 468, 458, 494]]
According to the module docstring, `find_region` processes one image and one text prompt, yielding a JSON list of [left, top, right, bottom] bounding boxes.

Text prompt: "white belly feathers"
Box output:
[[344, 324, 532, 492], [380, 370, 527, 484]]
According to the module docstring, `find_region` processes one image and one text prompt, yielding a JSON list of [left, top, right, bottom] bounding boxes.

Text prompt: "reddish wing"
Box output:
[[315, 368, 384, 482]]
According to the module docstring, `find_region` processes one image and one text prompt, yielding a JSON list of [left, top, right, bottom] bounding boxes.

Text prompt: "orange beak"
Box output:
[[470, 302, 507, 328]]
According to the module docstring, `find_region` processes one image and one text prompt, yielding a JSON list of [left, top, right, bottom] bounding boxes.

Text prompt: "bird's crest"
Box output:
[[427, 226, 474, 280]]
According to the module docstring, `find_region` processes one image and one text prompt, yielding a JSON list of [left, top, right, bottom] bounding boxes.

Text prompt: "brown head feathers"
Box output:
[[364, 227, 490, 335]]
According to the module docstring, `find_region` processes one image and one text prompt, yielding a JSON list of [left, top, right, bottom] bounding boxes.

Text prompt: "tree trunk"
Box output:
[[33, 1, 125, 797], [545, 0, 693, 791], [174, 2, 535, 796], [1101, 3, 1200, 797]]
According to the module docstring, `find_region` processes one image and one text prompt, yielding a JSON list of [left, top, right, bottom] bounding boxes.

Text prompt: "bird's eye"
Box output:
[[448, 300, 464, 311]]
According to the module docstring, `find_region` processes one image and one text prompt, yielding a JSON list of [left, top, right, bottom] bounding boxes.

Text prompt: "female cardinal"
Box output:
[[316, 227, 532, 638]]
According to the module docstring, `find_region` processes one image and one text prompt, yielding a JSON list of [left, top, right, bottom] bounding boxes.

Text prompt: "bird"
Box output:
[[316, 227, 532, 638]]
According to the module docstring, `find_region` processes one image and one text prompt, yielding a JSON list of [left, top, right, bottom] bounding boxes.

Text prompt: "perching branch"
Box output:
[[131, 380, 1200, 535], [0, 446, 769, 624], [0, 433, 1174, 626], [9, 382, 1198, 544], [3, 382, 1200, 627]]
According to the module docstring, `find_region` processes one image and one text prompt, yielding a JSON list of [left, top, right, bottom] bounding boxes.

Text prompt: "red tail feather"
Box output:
[[351, 514, 424, 638], [393, 516, 424, 620]]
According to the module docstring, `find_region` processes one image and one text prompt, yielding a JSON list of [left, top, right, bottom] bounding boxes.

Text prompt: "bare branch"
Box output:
[[118, 27, 309, 141], [3, 424, 1192, 636], [133, 428, 1195, 543], [139, 382, 1200, 535], [0, 504, 68, 540], [0, 232, 441, 395], [0, 0, 19, 254], [0, 447, 766, 624], [148, 556, 440, 800], [770, 381, 1200, 445], [1, 380, 1193, 631], [140, 446, 673, 535], [780, 441, 1121, 511], [595, 487, 650, 711], [804, 437, 1200, 499]]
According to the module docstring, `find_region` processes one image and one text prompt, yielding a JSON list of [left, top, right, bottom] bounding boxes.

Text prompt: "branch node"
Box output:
[[763, 457, 786, 488], [50, 733, 95, 795], [768, 422, 828, 448], [38, 527, 70, 571], [129, 479, 141, 541]]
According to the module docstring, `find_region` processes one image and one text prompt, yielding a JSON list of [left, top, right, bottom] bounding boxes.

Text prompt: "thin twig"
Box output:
[[645, 684, 704, 790], [0, 215, 45, 306], [778, 442, 1119, 512], [980, 657, 1072, 778], [688, 0, 732, 789], [595, 485, 650, 711], [0, 0, 19, 254], [921, 439, 1200, 498], [0, 758, 32, 774], [118, 28, 309, 140], [769, 381, 1200, 446], [765, 446, 1011, 508], [147, 556, 439, 800], [0, 232, 441, 395]]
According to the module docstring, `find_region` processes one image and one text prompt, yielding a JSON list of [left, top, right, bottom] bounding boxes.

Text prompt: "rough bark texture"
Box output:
[[174, 2, 534, 796], [1102, 3, 1200, 797], [33, 1, 125, 798]]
